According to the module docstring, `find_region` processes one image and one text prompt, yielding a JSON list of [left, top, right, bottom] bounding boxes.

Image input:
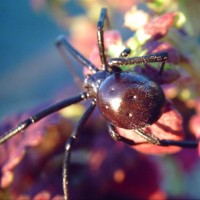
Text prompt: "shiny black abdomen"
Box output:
[[97, 71, 166, 129]]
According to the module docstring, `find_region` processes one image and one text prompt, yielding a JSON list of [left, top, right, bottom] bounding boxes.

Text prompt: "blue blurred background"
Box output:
[[0, 1, 76, 119]]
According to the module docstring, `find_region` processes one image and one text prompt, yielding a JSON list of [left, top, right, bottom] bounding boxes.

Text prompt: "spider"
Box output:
[[0, 8, 199, 200]]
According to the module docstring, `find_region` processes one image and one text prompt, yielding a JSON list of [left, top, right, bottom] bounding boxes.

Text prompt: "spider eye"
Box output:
[[97, 72, 166, 129]]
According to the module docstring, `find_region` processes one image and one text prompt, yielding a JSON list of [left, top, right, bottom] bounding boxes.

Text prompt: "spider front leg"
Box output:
[[97, 8, 110, 69], [56, 35, 98, 74], [0, 93, 87, 144], [62, 101, 96, 200], [108, 51, 168, 68]]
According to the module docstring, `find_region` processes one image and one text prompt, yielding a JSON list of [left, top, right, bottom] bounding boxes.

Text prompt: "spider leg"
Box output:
[[0, 93, 88, 144], [108, 52, 168, 67], [159, 139, 199, 147], [107, 48, 132, 72], [56, 39, 83, 88], [135, 128, 199, 148], [56, 35, 98, 74], [62, 101, 96, 200], [107, 123, 147, 146], [158, 61, 166, 76], [119, 47, 131, 57], [107, 124, 198, 148], [97, 8, 110, 69], [134, 129, 161, 145]]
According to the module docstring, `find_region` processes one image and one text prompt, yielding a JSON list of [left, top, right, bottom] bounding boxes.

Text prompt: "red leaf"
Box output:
[[144, 40, 180, 64], [0, 106, 73, 188], [135, 63, 180, 84], [33, 191, 51, 200], [189, 114, 200, 156], [143, 12, 176, 40], [85, 135, 165, 199]]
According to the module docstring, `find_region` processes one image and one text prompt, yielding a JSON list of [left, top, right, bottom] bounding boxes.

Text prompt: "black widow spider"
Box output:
[[0, 8, 199, 200]]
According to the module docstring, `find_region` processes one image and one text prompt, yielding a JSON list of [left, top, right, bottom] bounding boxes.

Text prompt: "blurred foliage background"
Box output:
[[1, 0, 200, 199]]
